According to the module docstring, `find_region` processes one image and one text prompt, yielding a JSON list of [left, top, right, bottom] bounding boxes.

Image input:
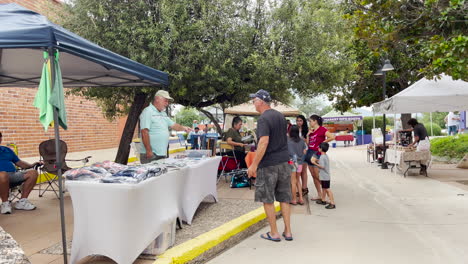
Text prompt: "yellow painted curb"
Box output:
[[169, 148, 188, 154], [154, 202, 281, 264]]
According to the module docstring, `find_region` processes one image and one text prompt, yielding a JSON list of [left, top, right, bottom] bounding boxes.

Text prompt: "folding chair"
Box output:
[[177, 133, 189, 150], [37, 139, 90, 198], [217, 141, 240, 183]]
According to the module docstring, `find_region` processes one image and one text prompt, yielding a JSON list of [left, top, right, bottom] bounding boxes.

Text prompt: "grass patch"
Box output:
[[430, 134, 468, 160]]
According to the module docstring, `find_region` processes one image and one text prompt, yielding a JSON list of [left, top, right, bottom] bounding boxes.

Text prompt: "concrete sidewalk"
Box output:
[[208, 147, 468, 264]]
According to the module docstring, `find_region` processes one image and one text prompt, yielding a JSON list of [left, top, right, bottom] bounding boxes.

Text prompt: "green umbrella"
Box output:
[[34, 51, 67, 131]]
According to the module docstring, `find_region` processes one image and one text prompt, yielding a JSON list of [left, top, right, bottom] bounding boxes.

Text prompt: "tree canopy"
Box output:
[[61, 0, 354, 162], [330, 0, 467, 112]]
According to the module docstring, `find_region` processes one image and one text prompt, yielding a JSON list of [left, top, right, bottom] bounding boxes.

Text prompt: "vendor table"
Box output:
[[335, 135, 354, 142], [385, 149, 431, 177], [67, 156, 221, 264]]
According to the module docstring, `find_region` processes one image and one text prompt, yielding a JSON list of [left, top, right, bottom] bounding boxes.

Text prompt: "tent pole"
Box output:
[[430, 112, 434, 136], [394, 113, 397, 176], [49, 47, 68, 264]]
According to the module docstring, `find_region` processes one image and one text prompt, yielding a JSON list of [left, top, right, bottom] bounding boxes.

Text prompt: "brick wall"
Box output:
[[0, 88, 122, 158], [0, 0, 126, 158], [0, 0, 62, 15]]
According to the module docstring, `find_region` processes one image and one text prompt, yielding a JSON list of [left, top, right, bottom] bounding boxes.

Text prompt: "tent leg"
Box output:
[[430, 112, 433, 136], [50, 47, 68, 264]]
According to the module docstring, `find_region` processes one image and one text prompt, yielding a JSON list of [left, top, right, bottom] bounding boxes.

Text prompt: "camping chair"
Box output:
[[37, 139, 91, 198], [217, 141, 240, 183]]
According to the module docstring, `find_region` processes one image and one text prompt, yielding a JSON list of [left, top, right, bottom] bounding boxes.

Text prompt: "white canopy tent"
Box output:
[[373, 74, 468, 114], [372, 74, 468, 174]]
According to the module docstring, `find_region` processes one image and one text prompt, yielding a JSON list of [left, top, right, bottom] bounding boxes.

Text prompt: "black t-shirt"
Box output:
[[414, 123, 428, 142], [257, 109, 289, 168]]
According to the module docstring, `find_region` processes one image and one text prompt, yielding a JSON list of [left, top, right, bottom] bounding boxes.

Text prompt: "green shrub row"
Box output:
[[430, 134, 468, 159]]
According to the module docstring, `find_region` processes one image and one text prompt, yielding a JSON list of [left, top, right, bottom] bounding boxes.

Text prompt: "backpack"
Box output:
[[229, 169, 250, 188]]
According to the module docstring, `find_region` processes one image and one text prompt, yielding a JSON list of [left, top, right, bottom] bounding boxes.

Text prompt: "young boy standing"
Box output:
[[311, 142, 335, 209]]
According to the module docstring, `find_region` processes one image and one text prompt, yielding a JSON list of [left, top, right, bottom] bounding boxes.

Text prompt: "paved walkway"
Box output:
[[208, 147, 468, 264]]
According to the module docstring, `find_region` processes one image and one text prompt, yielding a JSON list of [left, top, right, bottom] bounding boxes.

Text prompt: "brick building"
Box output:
[[0, 0, 127, 158]]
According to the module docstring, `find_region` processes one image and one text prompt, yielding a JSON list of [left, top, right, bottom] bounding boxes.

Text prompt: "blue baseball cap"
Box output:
[[249, 89, 272, 103]]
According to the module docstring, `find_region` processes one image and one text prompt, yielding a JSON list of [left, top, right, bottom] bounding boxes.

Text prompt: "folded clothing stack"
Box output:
[[92, 160, 129, 174], [65, 161, 168, 184], [64, 167, 112, 182]]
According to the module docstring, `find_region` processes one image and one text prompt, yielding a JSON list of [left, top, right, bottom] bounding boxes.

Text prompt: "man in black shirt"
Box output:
[[407, 118, 429, 174], [247, 89, 293, 242]]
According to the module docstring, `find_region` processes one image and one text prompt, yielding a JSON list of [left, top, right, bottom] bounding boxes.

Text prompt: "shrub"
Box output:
[[430, 134, 468, 159], [423, 122, 442, 136], [363, 116, 391, 134]]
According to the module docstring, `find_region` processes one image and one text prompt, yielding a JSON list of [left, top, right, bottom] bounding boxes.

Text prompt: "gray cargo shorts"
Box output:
[[254, 162, 292, 204], [8, 171, 26, 188]]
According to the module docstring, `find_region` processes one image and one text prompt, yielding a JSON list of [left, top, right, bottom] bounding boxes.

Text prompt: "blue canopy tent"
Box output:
[[0, 4, 169, 263]]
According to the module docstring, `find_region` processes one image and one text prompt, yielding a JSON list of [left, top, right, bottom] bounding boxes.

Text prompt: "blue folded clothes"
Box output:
[[100, 165, 168, 184]]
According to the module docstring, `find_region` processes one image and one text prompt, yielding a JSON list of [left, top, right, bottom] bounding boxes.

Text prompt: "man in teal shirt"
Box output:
[[139, 90, 191, 164]]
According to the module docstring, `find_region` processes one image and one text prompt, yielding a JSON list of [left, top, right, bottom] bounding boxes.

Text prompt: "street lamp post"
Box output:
[[375, 59, 394, 169]]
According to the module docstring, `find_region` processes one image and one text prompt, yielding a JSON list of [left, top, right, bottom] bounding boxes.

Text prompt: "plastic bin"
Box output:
[[332, 142, 337, 148], [142, 219, 176, 255]]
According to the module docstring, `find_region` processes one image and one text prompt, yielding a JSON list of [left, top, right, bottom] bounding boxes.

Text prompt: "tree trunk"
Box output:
[[115, 92, 148, 164], [401, 113, 412, 130], [199, 108, 222, 135]]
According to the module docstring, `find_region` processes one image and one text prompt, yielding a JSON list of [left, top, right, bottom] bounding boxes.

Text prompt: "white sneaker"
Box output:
[[1, 202, 12, 214], [14, 198, 36, 211]]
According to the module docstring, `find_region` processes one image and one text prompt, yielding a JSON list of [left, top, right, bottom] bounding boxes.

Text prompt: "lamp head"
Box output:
[[382, 59, 394, 72]]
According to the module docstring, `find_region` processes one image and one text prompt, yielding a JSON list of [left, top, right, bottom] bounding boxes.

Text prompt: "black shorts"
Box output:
[[321, 180, 330, 189], [304, 149, 321, 166]]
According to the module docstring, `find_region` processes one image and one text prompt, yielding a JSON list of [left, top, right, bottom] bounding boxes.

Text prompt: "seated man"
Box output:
[[0, 132, 40, 214]]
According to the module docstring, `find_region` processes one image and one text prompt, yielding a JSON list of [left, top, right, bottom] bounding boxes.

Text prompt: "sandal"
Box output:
[[325, 204, 336, 209], [316, 200, 327, 205], [282, 232, 293, 241], [260, 232, 281, 242], [289, 201, 298, 205], [297, 200, 305, 205], [302, 188, 309, 196]]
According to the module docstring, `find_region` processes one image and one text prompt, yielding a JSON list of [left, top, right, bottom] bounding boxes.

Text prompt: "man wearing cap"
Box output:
[[247, 89, 293, 242], [139, 90, 191, 164]]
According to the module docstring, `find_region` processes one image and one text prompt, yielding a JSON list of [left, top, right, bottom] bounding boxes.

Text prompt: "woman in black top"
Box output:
[[224, 116, 247, 168], [296, 115, 309, 195]]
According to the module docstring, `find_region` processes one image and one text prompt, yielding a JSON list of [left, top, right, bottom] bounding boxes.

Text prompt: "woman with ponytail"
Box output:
[[304, 115, 335, 200], [295, 115, 309, 196]]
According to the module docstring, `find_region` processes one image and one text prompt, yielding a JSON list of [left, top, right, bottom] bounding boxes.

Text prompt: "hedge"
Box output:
[[430, 134, 468, 160], [423, 122, 442, 136]]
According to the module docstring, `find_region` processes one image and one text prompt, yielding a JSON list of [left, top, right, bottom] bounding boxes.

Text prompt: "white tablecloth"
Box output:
[[386, 149, 431, 172], [67, 156, 221, 264], [179, 157, 221, 224]]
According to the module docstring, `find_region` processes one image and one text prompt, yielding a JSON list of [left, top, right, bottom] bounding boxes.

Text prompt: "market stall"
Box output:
[[0, 4, 171, 263], [372, 74, 468, 176], [66, 156, 221, 264], [322, 110, 363, 146]]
